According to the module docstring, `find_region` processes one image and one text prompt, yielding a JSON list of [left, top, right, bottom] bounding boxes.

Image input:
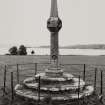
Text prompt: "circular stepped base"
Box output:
[[15, 84, 94, 101], [15, 71, 94, 101], [23, 73, 85, 93], [45, 68, 63, 77], [34, 72, 73, 81]]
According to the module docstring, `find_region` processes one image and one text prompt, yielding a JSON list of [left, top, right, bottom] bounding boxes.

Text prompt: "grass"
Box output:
[[0, 55, 105, 105]]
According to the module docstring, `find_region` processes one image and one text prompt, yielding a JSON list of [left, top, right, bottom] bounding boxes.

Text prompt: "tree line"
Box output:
[[8, 45, 35, 55]]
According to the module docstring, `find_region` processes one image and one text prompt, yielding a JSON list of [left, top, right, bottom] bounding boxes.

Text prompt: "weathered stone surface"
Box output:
[[14, 0, 96, 103]]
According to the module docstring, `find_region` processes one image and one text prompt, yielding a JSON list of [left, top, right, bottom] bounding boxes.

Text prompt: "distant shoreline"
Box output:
[[27, 44, 105, 50], [1, 44, 105, 55]]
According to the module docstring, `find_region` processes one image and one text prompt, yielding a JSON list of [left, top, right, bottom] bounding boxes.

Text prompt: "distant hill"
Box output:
[[38, 44, 105, 49]]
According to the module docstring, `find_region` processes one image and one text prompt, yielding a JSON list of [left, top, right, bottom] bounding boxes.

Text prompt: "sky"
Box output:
[[0, 0, 105, 47]]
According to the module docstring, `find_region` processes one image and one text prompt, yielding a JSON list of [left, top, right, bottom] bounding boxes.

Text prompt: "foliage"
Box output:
[[31, 50, 35, 55], [8, 45, 27, 55], [9, 46, 18, 55], [18, 45, 27, 55]]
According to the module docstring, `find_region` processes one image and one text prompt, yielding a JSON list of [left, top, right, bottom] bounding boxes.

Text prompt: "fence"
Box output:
[[0, 63, 105, 103]]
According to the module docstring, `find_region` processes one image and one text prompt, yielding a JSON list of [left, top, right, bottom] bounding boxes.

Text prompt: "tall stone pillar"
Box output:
[[46, 0, 62, 77], [47, 0, 62, 67], [14, 0, 95, 102]]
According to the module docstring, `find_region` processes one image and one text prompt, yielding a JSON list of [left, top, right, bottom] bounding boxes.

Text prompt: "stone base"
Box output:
[[14, 67, 95, 103], [15, 84, 94, 101], [45, 68, 63, 77]]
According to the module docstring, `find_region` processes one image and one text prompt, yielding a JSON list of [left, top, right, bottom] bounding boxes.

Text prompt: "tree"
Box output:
[[18, 45, 27, 55], [31, 50, 35, 55], [9, 46, 18, 55]]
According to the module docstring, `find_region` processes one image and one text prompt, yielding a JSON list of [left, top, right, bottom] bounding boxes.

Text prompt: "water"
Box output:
[[1, 47, 105, 55], [27, 48, 105, 56], [0, 47, 10, 55]]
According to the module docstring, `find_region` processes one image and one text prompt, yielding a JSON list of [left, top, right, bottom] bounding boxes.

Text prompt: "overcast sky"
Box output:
[[0, 0, 105, 47]]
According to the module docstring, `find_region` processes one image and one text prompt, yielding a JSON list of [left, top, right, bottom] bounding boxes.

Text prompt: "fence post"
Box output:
[[17, 64, 19, 84], [78, 75, 80, 100], [94, 68, 97, 92], [98, 70, 103, 103], [100, 70, 103, 95], [77, 75, 80, 105], [38, 76, 40, 105], [35, 63, 37, 75], [83, 64, 86, 81], [11, 72, 14, 101], [3, 65, 7, 96]]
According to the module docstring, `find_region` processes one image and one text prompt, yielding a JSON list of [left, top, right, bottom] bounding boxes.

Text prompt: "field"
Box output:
[[0, 55, 105, 105], [1, 55, 105, 65]]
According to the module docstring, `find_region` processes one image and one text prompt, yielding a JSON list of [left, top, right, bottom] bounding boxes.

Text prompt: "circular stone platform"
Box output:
[[15, 71, 94, 102]]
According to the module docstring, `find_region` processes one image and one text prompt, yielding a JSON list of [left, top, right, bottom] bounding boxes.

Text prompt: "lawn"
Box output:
[[0, 55, 105, 105]]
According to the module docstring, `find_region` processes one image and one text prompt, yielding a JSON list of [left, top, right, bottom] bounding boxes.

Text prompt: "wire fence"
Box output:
[[0, 63, 105, 103]]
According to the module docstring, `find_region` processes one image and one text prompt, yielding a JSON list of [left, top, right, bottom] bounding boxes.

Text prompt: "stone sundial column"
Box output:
[[46, 0, 62, 77], [47, 0, 62, 67]]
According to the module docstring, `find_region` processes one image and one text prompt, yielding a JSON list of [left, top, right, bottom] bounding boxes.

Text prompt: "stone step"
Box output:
[[15, 84, 94, 101]]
